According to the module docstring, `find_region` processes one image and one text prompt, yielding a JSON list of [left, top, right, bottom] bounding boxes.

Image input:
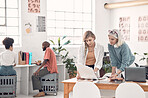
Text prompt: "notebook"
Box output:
[[125, 67, 146, 82], [76, 64, 98, 80]]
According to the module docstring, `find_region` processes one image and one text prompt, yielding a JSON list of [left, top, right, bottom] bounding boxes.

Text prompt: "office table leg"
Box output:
[[64, 83, 69, 98]]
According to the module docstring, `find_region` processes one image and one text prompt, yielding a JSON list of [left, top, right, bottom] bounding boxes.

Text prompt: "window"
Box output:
[[0, 0, 21, 47], [0, 0, 6, 26], [47, 0, 93, 45]]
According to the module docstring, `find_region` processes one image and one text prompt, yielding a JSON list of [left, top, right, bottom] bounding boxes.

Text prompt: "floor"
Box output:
[[15, 90, 116, 98], [13, 89, 148, 98], [16, 91, 72, 98]]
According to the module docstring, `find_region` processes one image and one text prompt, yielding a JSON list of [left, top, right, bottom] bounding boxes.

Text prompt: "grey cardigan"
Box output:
[[108, 43, 135, 71]]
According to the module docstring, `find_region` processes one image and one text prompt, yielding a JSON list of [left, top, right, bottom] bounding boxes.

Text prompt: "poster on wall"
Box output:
[[25, 23, 32, 34], [28, 0, 40, 13], [119, 17, 130, 41], [36, 16, 46, 32], [138, 16, 148, 42]]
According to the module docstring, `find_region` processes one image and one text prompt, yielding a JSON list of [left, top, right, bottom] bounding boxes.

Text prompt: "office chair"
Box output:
[[73, 81, 101, 98], [115, 82, 145, 98]]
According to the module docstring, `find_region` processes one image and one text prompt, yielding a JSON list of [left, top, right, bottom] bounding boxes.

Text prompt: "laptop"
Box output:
[[125, 67, 146, 82], [76, 64, 98, 80]]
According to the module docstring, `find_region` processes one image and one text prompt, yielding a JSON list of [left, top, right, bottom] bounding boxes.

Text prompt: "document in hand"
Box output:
[[76, 64, 97, 79]]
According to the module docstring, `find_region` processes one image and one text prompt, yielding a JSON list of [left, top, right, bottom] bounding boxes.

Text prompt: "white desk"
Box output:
[[14, 64, 65, 95], [14, 65, 39, 95]]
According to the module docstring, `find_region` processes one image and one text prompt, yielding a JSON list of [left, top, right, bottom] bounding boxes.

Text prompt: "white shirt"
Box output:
[[0, 50, 17, 66], [77, 42, 104, 70]]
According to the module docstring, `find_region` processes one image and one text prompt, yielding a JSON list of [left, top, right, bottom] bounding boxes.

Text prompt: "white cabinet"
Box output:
[[57, 64, 65, 91]]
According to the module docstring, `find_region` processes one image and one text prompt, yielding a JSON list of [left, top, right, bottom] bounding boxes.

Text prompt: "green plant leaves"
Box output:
[[58, 37, 60, 47], [102, 64, 112, 73], [134, 52, 138, 55], [49, 40, 55, 45], [62, 36, 66, 40], [52, 47, 58, 54], [59, 48, 66, 54], [144, 53, 148, 55], [62, 52, 69, 59], [49, 36, 71, 55], [63, 57, 77, 74], [139, 57, 146, 61], [134, 52, 148, 61], [63, 40, 71, 45], [102, 56, 112, 73]]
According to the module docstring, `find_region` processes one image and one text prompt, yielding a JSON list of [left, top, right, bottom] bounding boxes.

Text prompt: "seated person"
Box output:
[[32, 41, 58, 97], [0, 37, 17, 76]]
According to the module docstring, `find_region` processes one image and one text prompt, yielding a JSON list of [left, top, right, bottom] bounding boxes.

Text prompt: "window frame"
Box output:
[[0, 0, 6, 26], [46, 0, 95, 46], [0, 0, 21, 47]]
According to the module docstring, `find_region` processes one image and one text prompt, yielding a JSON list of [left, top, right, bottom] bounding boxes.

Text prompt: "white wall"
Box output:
[[0, 0, 47, 63], [21, 0, 47, 62], [95, 0, 110, 51], [0, 0, 147, 65], [0, 0, 111, 63], [109, 0, 148, 65]]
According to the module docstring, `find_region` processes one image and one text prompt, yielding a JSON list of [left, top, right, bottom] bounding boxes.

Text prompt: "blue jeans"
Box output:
[[0, 65, 16, 76]]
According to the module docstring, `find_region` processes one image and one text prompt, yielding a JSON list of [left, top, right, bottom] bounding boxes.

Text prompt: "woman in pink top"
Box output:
[[32, 41, 58, 97]]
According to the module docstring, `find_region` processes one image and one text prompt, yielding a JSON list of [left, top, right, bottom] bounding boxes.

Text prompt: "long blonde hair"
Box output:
[[83, 31, 96, 56]]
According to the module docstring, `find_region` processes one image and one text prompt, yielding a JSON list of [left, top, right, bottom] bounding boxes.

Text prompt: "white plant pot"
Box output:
[[56, 55, 62, 64]]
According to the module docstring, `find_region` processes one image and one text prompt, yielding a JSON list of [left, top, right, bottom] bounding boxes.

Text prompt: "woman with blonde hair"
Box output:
[[77, 31, 104, 78], [108, 29, 135, 78]]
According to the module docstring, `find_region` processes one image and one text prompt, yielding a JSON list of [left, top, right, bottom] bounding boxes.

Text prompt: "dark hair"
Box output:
[[2, 37, 14, 49], [42, 41, 50, 47]]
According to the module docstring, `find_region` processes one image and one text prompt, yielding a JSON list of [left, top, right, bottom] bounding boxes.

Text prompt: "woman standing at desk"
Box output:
[[108, 29, 135, 78], [77, 31, 104, 78]]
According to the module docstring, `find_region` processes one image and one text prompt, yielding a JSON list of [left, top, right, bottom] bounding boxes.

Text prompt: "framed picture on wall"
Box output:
[[28, 0, 40, 13], [25, 22, 32, 34], [119, 17, 130, 41], [36, 16, 46, 32], [138, 16, 148, 42]]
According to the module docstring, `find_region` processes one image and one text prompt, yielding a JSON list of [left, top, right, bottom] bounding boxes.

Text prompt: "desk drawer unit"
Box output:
[[41, 73, 58, 95], [0, 76, 16, 98]]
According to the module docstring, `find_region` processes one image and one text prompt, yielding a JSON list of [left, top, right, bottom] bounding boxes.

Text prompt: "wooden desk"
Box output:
[[62, 78, 148, 98]]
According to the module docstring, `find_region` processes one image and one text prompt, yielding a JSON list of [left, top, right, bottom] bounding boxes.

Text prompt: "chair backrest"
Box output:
[[73, 81, 101, 98], [116, 82, 145, 98]]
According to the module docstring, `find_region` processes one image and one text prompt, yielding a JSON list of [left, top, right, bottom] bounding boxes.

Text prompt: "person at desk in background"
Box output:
[[108, 29, 135, 78], [32, 41, 58, 97], [77, 30, 104, 78], [0, 37, 17, 76]]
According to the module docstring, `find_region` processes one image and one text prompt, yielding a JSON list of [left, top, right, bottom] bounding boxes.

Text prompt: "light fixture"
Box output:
[[104, 0, 148, 9]]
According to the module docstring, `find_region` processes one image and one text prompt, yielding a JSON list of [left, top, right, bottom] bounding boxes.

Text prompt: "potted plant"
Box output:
[[49, 36, 71, 64], [134, 52, 148, 66], [102, 56, 112, 75], [63, 56, 77, 79]]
